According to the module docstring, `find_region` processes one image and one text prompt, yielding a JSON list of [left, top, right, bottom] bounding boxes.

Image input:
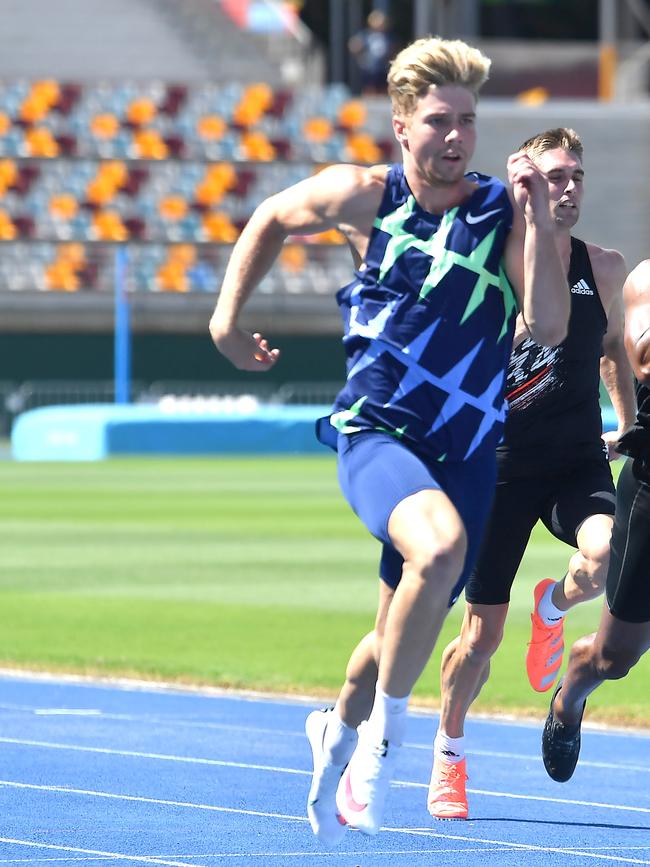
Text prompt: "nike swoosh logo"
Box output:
[[466, 208, 501, 225], [344, 770, 367, 812]]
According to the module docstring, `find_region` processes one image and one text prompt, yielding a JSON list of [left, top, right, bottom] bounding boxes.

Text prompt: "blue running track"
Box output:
[[0, 672, 648, 866]]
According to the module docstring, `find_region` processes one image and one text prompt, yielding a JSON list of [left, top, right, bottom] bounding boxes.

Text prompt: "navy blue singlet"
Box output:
[[320, 163, 517, 462]]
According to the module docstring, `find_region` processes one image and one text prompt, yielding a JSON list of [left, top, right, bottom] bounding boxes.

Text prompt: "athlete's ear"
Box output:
[[392, 115, 409, 149]]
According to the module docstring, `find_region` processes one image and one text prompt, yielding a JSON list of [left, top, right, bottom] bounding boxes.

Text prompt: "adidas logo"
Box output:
[[571, 279, 594, 295]]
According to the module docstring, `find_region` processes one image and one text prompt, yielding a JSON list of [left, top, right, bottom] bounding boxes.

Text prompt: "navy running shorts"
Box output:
[[336, 431, 497, 606], [606, 457, 650, 623], [465, 452, 616, 606]]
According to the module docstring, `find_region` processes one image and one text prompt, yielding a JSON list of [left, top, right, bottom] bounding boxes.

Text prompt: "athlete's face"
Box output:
[[533, 147, 584, 229], [393, 85, 477, 188]]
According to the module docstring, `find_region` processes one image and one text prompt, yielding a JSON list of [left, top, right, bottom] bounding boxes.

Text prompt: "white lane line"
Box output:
[[1, 777, 650, 827], [0, 838, 203, 867], [0, 738, 305, 776], [1, 697, 648, 746], [0, 859, 112, 863], [33, 711, 103, 717], [0, 784, 648, 864], [407, 742, 650, 774], [0, 781, 308, 821], [388, 828, 650, 865], [397, 779, 650, 815], [0, 707, 648, 774], [1, 734, 649, 783], [1, 737, 650, 815]]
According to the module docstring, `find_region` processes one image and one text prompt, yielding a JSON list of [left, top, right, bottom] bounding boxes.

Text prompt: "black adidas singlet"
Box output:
[[497, 237, 607, 473]]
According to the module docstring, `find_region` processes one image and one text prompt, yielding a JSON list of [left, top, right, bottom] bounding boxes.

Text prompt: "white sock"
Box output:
[[366, 684, 409, 746], [323, 705, 358, 765], [434, 730, 465, 764], [538, 581, 566, 625]]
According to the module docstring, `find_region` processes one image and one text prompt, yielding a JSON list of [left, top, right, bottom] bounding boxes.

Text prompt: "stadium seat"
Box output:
[[0, 157, 17, 192], [25, 127, 59, 158], [93, 209, 128, 241], [0, 208, 17, 240], [126, 98, 157, 127]]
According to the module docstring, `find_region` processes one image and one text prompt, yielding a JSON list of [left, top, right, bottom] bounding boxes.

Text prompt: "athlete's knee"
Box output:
[[461, 613, 504, 664], [592, 644, 642, 682], [407, 529, 467, 588], [572, 540, 610, 597], [575, 521, 612, 588]]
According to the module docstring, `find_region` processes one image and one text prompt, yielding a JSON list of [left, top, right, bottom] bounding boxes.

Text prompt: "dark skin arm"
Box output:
[[623, 259, 650, 384]]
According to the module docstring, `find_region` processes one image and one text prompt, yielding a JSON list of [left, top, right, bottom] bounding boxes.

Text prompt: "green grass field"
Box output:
[[1, 456, 648, 726]]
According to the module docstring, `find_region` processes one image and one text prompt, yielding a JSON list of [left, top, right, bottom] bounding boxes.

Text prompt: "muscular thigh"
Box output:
[[337, 432, 446, 544], [464, 475, 544, 606], [375, 449, 498, 607], [540, 456, 616, 547], [606, 458, 650, 623]]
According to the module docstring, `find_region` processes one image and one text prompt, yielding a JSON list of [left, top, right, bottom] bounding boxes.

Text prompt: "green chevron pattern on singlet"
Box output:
[[330, 395, 369, 434], [374, 197, 456, 284], [331, 394, 408, 439], [373, 195, 517, 341]]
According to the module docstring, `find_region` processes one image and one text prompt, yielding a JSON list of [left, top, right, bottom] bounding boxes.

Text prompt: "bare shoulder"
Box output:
[[586, 241, 627, 286], [585, 241, 627, 309], [310, 163, 389, 233], [311, 162, 388, 199], [628, 258, 650, 288], [624, 259, 650, 304], [265, 162, 388, 234]]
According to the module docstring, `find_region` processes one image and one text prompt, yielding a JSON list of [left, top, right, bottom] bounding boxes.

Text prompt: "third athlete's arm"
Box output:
[[623, 259, 650, 384]]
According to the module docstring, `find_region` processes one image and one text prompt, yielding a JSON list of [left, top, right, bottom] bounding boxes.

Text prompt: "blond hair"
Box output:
[[387, 37, 491, 116], [520, 127, 584, 162]]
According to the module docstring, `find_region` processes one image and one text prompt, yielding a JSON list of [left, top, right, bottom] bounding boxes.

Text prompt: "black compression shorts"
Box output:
[[606, 457, 650, 623], [465, 454, 616, 606]]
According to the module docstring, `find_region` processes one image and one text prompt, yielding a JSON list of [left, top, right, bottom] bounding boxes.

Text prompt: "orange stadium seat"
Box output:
[[194, 162, 238, 207], [240, 130, 276, 161], [24, 127, 59, 157], [0, 208, 17, 240], [337, 99, 367, 130], [44, 258, 79, 292], [303, 117, 333, 143], [346, 132, 382, 164], [126, 98, 157, 127], [201, 211, 239, 243], [159, 195, 189, 221], [85, 161, 128, 206], [44, 241, 87, 292], [279, 243, 307, 273], [155, 244, 198, 292], [90, 113, 120, 140], [93, 209, 128, 241], [19, 80, 60, 124], [133, 129, 168, 159], [0, 158, 17, 193], [49, 193, 79, 220], [196, 115, 227, 142]]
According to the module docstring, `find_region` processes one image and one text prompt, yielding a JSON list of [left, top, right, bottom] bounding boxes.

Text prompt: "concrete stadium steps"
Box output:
[[0, 0, 300, 84]]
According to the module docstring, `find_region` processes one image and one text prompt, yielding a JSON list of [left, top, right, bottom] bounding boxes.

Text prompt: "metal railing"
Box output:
[[1, 378, 343, 436]]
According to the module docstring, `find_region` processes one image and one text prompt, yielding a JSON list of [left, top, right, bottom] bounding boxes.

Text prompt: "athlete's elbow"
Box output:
[[527, 320, 568, 348], [633, 358, 650, 385], [543, 323, 568, 347]]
